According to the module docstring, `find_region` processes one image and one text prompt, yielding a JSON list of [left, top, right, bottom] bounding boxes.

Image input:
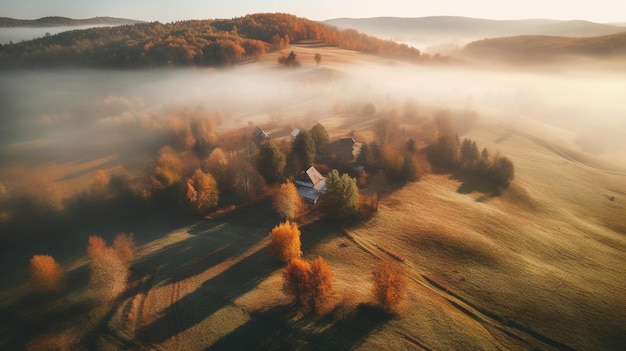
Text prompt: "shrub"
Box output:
[[273, 181, 303, 219], [372, 259, 407, 313], [29, 254, 63, 293], [269, 220, 302, 263]]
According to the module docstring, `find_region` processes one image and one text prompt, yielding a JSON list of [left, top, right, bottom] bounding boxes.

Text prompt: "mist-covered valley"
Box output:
[[2, 50, 625, 180], [1, 14, 625, 351]]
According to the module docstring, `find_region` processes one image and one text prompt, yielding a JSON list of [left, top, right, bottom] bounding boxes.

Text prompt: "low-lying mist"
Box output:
[[1, 52, 625, 196]]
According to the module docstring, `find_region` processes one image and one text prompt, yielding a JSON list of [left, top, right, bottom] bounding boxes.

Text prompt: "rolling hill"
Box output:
[[0, 16, 142, 27], [0, 13, 430, 68], [463, 32, 626, 62], [325, 16, 626, 42]]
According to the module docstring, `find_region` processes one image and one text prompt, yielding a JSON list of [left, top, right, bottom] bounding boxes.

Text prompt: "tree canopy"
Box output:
[[0, 13, 431, 68], [318, 169, 359, 219]]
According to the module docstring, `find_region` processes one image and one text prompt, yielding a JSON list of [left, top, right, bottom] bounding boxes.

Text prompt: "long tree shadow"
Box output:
[[132, 200, 280, 288], [136, 246, 281, 344], [205, 303, 393, 351], [135, 211, 349, 346]]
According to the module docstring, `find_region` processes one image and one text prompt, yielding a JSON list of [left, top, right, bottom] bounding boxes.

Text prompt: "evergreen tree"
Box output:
[[319, 169, 359, 219], [309, 123, 330, 154], [256, 140, 285, 184], [291, 130, 316, 170]]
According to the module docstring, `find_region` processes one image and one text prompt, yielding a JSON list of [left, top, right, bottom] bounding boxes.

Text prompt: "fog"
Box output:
[[1, 55, 625, 193], [0, 26, 110, 44]]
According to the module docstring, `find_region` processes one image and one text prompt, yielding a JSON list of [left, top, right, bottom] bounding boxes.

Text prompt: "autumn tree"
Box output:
[[179, 169, 219, 214], [426, 134, 460, 171], [291, 130, 316, 170], [278, 50, 301, 67], [318, 169, 359, 219], [282, 257, 334, 313], [152, 146, 183, 189], [401, 153, 419, 182], [87, 235, 106, 259], [309, 257, 334, 312], [273, 181, 303, 219], [309, 123, 330, 154], [112, 233, 136, 267], [90, 246, 128, 301], [282, 258, 311, 306], [374, 117, 400, 145], [204, 147, 230, 190], [87, 234, 134, 301], [30, 254, 63, 293], [489, 154, 515, 187], [372, 259, 407, 313], [460, 138, 480, 168], [231, 157, 267, 202], [269, 220, 302, 263], [256, 140, 286, 184]]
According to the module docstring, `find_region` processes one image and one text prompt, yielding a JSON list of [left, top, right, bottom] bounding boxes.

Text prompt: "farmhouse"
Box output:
[[326, 137, 362, 164], [295, 166, 327, 203]]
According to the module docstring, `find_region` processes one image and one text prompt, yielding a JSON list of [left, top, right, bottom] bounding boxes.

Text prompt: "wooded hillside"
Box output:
[[0, 13, 428, 68], [0, 16, 141, 27], [464, 31, 626, 61]]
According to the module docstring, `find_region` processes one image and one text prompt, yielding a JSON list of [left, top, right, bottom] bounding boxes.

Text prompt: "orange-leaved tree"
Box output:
[[180, 169, 219, 214], [87, 233, 135, 301], [282, 257, 334, 313], [273, 181, 303, 219], [310, 257, 334, 312], [372, 259, 407, 313], [30, 254, 64, 293], [112, 232, 136, 267], [269, 220, 302, 263], [282, 258, 312, 307], [87, 235, 106, 259]]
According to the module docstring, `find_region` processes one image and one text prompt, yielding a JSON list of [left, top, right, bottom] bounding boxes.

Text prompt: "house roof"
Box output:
[[326, 138, 362, 162], [295, 166, 327, 192]]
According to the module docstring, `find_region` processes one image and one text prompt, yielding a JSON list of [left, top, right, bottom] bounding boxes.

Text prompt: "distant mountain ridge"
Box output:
[[464, 31, 626, 61], [0, 16, 142, 27], [324, 16, 626, 40]]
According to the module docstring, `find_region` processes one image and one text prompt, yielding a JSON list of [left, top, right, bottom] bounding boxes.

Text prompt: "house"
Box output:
[[295, 166, 326, 203], [325, 138, 362, 164], [252, 127, 269, 144], [290, 128, 301, 139]]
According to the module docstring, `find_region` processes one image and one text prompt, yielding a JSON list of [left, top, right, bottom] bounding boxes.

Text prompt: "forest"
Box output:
[[464, 31, 626, 61], [0, 13, 439, 68]]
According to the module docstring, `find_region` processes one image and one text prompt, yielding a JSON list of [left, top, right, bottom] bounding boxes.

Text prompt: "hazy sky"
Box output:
[[1, 0, 624, 23]]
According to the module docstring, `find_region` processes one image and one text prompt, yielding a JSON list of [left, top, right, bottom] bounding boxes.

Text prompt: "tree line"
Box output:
[[0, 13, 444, 68]]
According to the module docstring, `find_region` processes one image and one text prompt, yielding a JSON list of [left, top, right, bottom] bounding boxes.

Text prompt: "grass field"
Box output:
[[1, 44, 625, 350]]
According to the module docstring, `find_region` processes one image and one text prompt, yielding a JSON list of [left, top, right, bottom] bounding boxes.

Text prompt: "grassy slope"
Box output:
[[1, 45, 625, 350], [351, 121, 626, 350]]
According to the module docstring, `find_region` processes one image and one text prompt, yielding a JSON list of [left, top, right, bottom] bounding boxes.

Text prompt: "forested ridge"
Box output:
[[464, 31, 626, 60], [0, 13, 431, 68], [0, 16, 141, 27]]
